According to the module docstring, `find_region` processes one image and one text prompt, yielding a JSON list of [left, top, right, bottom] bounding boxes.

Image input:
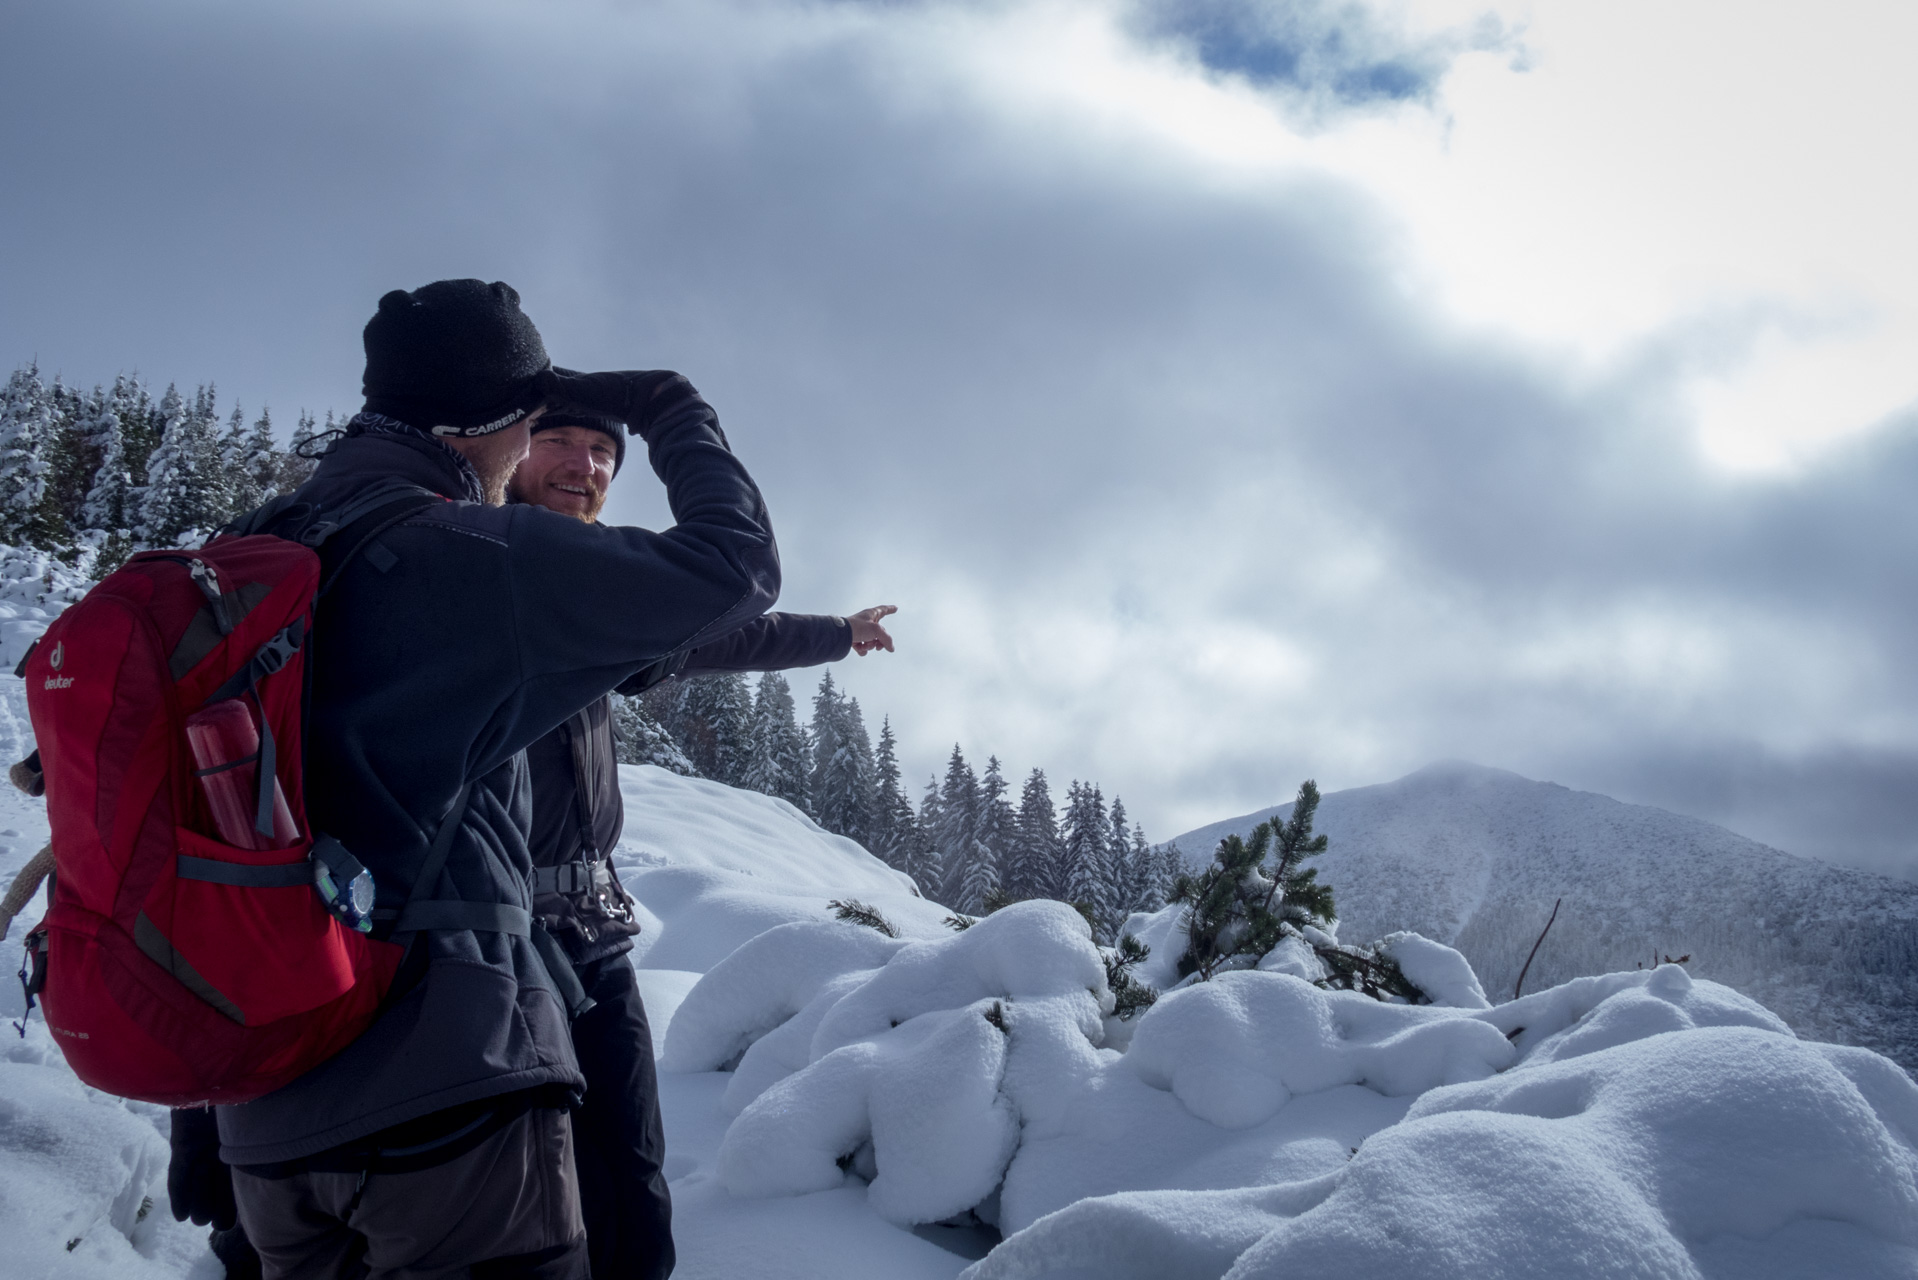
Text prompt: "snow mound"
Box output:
[[1126, 972, 1515, 1129], [967, 1021, 1918, 1280], [661, 920, 907, 1074], [688, 901, 1107, 1226], [613, 765, 951, 973], [1377, 931, 1488, 1009], [1481, 958, 1794, 1060], [661, 870, 1917, 1280]]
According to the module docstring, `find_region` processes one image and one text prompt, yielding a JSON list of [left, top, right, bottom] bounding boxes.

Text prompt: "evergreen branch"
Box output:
[[828, 898, 900, 938]]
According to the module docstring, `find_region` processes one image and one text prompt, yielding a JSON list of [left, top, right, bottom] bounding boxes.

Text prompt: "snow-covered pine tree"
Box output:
[[669, 673, 752, 783], [838, 696, 880, 843], [742, 672, 812, 813], [807, 671, 847, 819], [31, 378, 94, 554], [279, 410, 321, 493], [0, 363, 55, 546], [1059, 781, 1110, 937], [957, 837, 999, 914], [221, 404, 265, 515], [1103, 795, 1140, 935], [809, 675, 877, 844], [866, 716, 917, 869], [135, 383, 202, 544], [1167, 778, 1427, 1003], [934, 745, 980, 907], [906, 775, 945, 897], [1008, 768, 1062, 902], [80, 375, 147, 569], [1127, 820, 1165, 913], [708, 673, 754, 786], [241, 407, 281, 504], [611, 694, 699, 775], [974, 756, 1014, 903]]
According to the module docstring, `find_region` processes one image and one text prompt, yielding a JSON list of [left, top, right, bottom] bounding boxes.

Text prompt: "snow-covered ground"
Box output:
[[2, 557, 1915, 1278], [5, 762, 1917, 1278], [1171, 761, 1918, 1072]]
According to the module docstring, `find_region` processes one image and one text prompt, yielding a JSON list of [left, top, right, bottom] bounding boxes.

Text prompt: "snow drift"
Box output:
[[658, 879, 1918, 1278]]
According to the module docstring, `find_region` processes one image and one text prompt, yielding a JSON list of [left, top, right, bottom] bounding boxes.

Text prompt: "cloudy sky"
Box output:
[[5, 0, 1917, 878]]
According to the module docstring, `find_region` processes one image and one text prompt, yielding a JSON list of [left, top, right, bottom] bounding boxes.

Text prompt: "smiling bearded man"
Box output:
[[512, 411, 623, 520], [506, 407, 895, 1280]]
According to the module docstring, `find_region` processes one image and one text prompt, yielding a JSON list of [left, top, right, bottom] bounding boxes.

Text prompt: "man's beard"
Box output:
[[507, 476, 606, 523], [466, 434, 527, 506]]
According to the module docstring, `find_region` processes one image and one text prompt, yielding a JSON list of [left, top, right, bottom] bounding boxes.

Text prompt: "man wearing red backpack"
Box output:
[[166, 280, 781, 1279]]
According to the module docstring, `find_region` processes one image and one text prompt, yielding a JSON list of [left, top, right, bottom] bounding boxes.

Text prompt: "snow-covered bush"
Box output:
[[666, 900, 1107, 1226], [965, 1010, 1918, 1280]]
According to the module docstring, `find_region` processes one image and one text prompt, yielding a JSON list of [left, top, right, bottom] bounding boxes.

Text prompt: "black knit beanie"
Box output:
[[361, 279, 551, 436], [532, 411, 627, 476]]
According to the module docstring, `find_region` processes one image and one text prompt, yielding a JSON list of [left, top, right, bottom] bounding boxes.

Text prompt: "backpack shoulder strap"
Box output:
[[229, 480, 445, 597]]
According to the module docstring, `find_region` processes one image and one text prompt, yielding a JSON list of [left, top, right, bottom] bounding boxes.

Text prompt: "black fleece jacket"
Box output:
[[217, 390, 778, 1165], [527, 613, 852, 964]]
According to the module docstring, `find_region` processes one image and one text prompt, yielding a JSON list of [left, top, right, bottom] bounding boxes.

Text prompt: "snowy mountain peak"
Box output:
[[1169, 763, 1918, 1070]]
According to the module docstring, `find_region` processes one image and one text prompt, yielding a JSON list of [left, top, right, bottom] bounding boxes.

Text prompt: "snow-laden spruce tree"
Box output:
[[934, 745, 980, 906], [865, 717, 917, 870], [741, 672, 812, 814], [81, 376, 143, 563], [906, 774, 945, 892], [1008, 768, 1062, 902], [973, 757, 1014, 904], [0, 363, 54, 546], [665, 673, 754, 783], [137, 383, 235, 545], [611, 694, 698, 774], [808, 674, 877, 844], [1101, 796, 1150, 935], [706, 673, 754, 786], [957, 837, 1000, 915], [1060, 781, 1111, 937]]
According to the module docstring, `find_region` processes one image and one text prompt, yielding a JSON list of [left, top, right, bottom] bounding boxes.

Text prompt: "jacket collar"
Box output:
[[315, 412, 486, 503]]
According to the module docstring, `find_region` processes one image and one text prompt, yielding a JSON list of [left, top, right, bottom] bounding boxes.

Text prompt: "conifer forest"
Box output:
[[0, 360, 1173, 930]]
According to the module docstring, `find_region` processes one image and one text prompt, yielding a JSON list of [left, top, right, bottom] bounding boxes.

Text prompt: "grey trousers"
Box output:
[[231, 1107, 586, 1280]]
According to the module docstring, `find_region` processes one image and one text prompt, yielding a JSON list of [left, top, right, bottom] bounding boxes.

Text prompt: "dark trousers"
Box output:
[[230, 1106, 587, 1280], [571, 957, 675, 1280]]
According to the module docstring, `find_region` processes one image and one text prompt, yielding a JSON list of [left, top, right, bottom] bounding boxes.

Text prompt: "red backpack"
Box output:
[[18, 485, 439, 1105]]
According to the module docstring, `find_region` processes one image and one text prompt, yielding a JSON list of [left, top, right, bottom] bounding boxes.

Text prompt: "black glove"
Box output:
[[537, 368, 696, 441], [168, 1107, 238, 1231]]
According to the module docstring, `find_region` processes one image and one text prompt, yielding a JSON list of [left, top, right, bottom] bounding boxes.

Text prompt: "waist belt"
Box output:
[[534, 859, 614, 897]]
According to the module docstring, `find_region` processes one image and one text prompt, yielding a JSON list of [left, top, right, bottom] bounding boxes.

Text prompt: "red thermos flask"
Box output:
[[184, 700, 299, 850]]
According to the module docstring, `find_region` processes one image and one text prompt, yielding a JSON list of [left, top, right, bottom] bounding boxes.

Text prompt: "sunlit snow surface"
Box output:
[[0, 557, 1914, 1276]]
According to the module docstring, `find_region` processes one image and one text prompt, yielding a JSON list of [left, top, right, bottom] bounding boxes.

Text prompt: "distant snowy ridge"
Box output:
[[1169, 761, 1918, 1071]]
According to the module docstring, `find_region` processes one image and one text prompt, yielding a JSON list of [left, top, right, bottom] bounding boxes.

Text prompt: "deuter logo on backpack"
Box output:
[[41, 641, 72, 690], [18, 489, 438, 1106]]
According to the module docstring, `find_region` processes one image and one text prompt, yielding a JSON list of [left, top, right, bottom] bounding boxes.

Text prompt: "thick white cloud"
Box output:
[[2, 0, 1915, 877]]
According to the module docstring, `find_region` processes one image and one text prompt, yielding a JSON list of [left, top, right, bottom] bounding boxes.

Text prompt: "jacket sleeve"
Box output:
[[612, 612, 851, 695], [497, 385, 781, 745]]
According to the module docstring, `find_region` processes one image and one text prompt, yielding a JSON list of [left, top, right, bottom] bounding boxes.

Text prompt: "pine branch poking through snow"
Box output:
[[829, 898, 902, 938], [1102, 932, 1158, 1020]]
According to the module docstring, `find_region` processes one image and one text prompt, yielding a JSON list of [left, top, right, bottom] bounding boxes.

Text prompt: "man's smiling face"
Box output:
[[509, 424, 617, 522]]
